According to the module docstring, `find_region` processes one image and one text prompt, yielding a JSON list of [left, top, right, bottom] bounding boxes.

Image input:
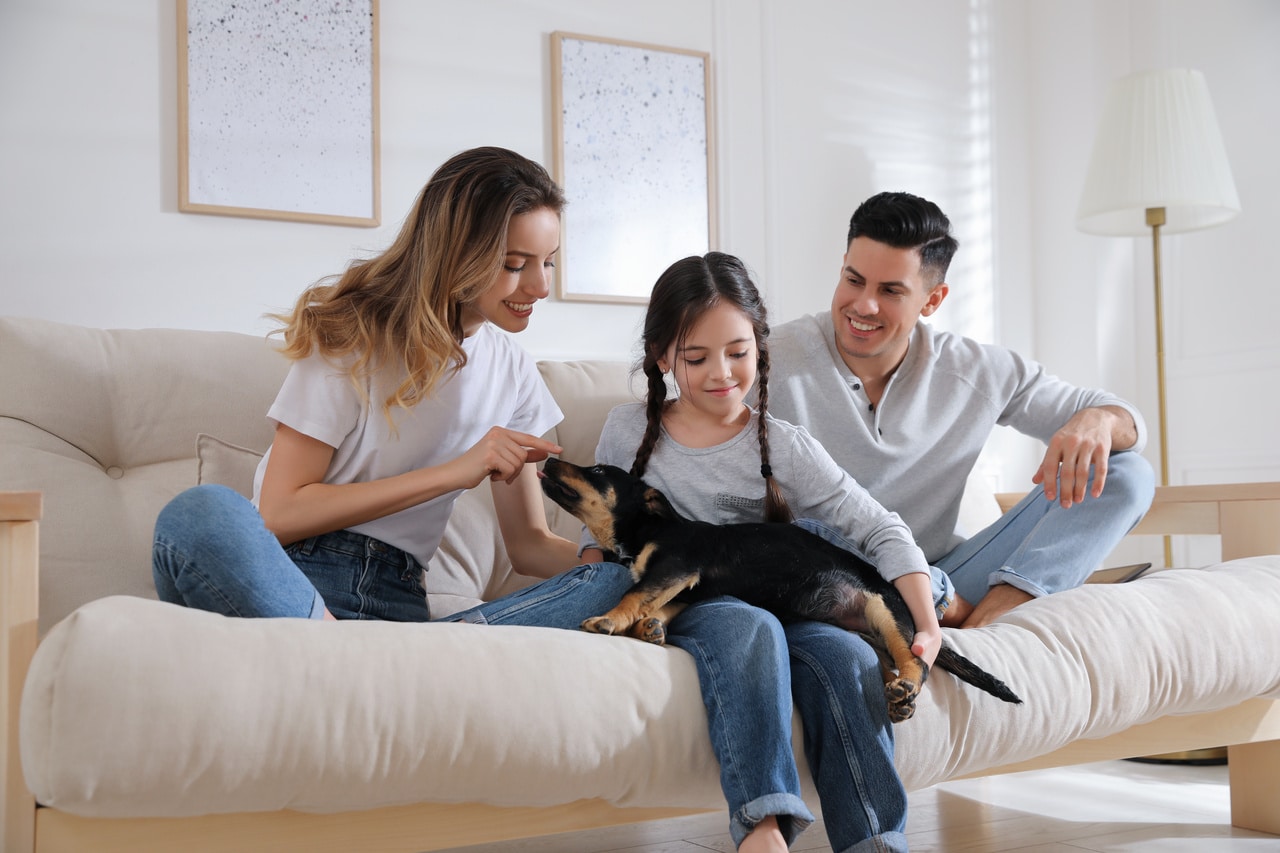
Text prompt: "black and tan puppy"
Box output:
[[540, 456, 1021, 721]]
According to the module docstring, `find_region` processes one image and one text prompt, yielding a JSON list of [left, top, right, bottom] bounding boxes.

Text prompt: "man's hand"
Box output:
[[1032, 406, 1136, 507]]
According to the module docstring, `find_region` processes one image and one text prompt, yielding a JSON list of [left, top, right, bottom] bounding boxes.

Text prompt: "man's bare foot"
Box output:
[[740, 815, 787, 853], [939, 594, 973, 628], [960, 583, 1033, 628]]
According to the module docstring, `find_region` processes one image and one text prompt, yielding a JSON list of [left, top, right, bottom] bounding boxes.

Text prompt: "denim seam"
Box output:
[[154, 538, 245, 617], [789, 642, 883, 838], [674, 632, 748, 807]]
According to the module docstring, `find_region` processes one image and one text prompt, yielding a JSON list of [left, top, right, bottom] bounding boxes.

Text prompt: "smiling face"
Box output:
[[658, 300, 759, 431], [460, 206, 561, 336], [830, 236, 948, 380]]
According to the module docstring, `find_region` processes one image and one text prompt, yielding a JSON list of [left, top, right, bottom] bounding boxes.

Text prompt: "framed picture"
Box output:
[[551, 32, 716, 304], [178, 0, 380, 227]]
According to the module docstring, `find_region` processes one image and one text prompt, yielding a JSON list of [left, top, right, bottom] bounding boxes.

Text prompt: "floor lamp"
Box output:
[[1076, 68, 1241, 570], [1077, 69, 1240, 766]]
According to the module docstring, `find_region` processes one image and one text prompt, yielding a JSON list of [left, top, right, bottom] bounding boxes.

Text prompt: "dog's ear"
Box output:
[[643, 487, 678, 518]]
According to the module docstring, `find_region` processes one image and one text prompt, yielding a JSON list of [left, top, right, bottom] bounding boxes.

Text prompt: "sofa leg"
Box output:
[[1228, 740, 1280, 835], [3, 493, 42, 853]]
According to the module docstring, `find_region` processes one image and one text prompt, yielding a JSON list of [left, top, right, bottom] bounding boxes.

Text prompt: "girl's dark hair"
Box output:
[[632, 252, 793, 523], [847, 191, 959, 285]]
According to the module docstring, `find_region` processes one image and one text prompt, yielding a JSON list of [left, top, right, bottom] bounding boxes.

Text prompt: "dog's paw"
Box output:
[[885, 677, 920, 723], [630, 617, 667, 645], [581, 616, 618, 635]]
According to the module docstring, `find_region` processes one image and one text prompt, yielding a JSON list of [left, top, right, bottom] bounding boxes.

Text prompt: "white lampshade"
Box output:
[[1077, 68, 1240, 236]]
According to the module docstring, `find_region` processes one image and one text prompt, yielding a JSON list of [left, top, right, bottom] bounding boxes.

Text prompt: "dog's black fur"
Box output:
[[540, 457, 1021, 721]]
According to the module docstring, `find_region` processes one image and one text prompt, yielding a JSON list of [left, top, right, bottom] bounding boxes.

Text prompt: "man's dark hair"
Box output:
[[847, 192, 959, 284]]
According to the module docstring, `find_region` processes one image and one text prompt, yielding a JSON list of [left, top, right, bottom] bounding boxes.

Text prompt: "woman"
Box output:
[[153, 146, 631, 624]]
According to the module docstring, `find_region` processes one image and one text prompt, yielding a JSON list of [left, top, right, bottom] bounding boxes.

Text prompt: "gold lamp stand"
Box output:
[[1147, 207, 1175, 570], [1134, 205, 1226, 766]]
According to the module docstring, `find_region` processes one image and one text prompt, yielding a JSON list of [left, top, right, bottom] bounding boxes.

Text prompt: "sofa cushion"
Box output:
[[21, 558, 1280, 818]]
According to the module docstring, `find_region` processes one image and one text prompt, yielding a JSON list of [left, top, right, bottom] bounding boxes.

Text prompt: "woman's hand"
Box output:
[[260, 423, 563, 546], [453, 426, 563, 487]]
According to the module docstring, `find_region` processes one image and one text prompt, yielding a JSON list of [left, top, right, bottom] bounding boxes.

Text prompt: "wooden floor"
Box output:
[[440, 759, 1279, 852]]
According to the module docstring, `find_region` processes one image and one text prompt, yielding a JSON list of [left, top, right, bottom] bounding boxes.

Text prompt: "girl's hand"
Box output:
[[456, 426, 562, 487], [911, 626, 942, 670]]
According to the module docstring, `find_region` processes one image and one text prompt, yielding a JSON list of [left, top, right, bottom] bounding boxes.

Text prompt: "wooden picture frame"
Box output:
[[551, 32, 716, 304], [177, 0, 380, 227]]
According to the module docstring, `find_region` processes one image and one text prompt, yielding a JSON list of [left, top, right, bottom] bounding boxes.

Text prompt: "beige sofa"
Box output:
[[3, 315, 1280, 853]]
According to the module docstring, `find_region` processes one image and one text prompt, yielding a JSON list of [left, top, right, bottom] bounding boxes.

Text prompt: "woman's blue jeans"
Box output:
[[152, 484, 902, 851], [152, 484, 636, 625]]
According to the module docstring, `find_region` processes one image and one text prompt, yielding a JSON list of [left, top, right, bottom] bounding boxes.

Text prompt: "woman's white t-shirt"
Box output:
[[252, 323, 562, 568]]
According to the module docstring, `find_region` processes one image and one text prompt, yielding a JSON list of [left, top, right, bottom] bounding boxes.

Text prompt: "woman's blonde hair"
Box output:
[[269, 146, 565, 416]]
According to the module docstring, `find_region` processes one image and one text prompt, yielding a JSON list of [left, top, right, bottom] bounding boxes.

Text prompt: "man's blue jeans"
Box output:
[[938, 450, 1156, 605]]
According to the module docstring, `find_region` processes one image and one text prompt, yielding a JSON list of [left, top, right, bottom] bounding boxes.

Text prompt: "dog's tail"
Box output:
[[936, 645, 1022, 704]]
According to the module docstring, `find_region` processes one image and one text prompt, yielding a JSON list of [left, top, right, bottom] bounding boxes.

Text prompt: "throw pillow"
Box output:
[[196, 433, 264, 499]]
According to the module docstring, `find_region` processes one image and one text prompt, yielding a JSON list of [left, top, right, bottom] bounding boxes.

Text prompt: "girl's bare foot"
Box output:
[[740, 815, 787, 852]]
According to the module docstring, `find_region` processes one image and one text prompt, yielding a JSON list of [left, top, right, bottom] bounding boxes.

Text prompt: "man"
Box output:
[[767, 191, 1155, 627]]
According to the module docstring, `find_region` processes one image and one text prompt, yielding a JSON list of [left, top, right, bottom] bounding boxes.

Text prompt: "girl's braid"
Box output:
[[631, 361, 668, 479], [755, 347, 794, 523]]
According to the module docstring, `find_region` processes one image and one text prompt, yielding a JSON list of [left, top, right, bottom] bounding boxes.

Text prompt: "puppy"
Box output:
[[540, 457, 1021, 721]]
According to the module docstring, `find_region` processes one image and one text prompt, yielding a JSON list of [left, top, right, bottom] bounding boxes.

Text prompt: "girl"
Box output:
[[153, 146, 631, 626], [581, 252, 950, 853]]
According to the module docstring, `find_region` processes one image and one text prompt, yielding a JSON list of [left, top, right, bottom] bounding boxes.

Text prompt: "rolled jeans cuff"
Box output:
[[843, 830, 909, 853], [729, 792, 815, 848], [986, 567, 1049, 599]]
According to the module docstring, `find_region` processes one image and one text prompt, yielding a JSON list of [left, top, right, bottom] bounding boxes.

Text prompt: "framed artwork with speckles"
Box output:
[[178, 0, 380, 227], [551, 32, 716, 304]]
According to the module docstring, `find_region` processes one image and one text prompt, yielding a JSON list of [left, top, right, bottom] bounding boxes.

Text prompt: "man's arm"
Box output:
[[1032, 405, 1139, 507]]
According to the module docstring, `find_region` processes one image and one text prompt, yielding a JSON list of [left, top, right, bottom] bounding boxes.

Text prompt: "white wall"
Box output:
[[1010, 0, 1280, 565], [0, 0, 719, 360], [3, 0, 1278, 520]]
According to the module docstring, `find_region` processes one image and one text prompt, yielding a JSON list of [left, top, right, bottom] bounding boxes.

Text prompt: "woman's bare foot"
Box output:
[[740, 815, 787, 852]]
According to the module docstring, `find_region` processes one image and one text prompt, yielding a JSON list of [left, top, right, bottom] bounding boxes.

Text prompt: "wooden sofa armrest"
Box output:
[[2, 491, 41, 853], [996, 482, 1280, 561]]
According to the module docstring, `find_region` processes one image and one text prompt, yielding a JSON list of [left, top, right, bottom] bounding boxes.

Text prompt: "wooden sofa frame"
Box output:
[[4, 483, 1280, 852]]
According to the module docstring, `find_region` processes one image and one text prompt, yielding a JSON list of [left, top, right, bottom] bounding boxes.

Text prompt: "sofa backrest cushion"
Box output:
[[1, 317, 290, 634], [0, 316, 637, 632]]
